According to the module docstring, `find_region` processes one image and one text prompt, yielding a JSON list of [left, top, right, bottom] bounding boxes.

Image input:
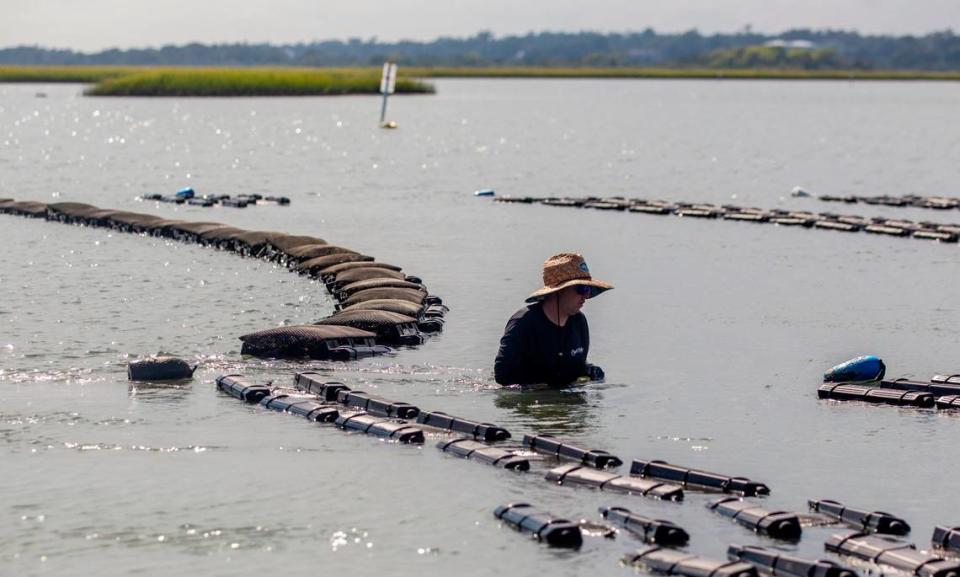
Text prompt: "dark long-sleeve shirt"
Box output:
[[494, 303, 590, 386]]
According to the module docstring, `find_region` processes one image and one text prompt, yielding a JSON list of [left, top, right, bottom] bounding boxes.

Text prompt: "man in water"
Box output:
[[494, 253, 613, 386]]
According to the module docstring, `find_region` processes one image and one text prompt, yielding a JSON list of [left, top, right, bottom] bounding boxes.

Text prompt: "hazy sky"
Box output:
[[4, 0, 960, 51]]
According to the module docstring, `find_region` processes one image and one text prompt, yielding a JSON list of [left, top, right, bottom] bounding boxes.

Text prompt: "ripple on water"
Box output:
[[0, 367, 103, 385], [329, 527, 374, 552], [57, 522, 303, 555]]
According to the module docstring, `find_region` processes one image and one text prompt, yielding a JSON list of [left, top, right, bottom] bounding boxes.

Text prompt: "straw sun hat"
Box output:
[[525, 253, 614, 303]]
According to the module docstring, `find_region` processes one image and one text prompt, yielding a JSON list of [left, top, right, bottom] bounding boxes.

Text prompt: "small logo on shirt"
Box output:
[[570, 346, 584, 356]]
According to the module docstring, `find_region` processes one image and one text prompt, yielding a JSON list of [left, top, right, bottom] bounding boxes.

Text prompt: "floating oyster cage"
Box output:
[[491, 195, 960, 244], [140, 189, 291, 208], [215, 370, 960, 571], [817, 193, 960, 210], [0, 198, 447, 360], [817, 373, 960, 411]]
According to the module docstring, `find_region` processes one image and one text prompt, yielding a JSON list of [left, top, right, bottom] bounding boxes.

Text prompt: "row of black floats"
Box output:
[[0, 198, 447, 362], [215, 370, 768, 554], [492, 195, 960, 243], [818, 376, 960, 409], [214, 369, 960, 576], [818, 356, 960, 410], [216, 371, 506, 444], [491, 451, 773, 551], [817, 193, 960, 211], [141, 188, 290, 208], [511, 497, 960, 577], [626, 533, 960, 577]]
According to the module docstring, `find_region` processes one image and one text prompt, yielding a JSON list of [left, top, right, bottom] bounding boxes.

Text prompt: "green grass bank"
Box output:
[[85, 68, 434, 96], [0, 66, 434, 96]]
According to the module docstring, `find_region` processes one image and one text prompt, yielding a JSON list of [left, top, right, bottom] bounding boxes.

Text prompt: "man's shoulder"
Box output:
[[505, 304, 542, 329], [509, 303, 540, 321]]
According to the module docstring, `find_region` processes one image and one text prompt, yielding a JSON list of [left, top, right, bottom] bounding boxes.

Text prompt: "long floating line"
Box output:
[[816, 193, 960, 210], [0, 197, 447, 360], [492, 196, 960, 244]]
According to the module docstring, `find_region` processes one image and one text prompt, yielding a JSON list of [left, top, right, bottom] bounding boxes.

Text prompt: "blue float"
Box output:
[[823, 355, 886, 383]]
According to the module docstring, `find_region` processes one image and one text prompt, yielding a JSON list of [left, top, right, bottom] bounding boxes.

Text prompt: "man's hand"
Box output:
[[586, 364, 605, 381]]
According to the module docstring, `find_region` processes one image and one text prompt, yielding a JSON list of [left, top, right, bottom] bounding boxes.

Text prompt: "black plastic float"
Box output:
[[825, 533, 960, 577], [292, 373, 420, 419], [728, 545, 858, 577], [676, 207, 718, 219], [598, 506, 688, 546], [522, 434, 623, 469], [724, 212, 769, 222], [864, 224, 910, 237], [584, 201, 626, 210], [936, 396, 960, 409], [437, 438, 530, 470], [219, 373, 428, 444], [493, 503, 583, 548], [334, 412, 424, 444], [933, 526, 960, 554], [624, 546, 759, 577], [771, 216, 815, 227], [816, 220, 861, 232], [216, 374, 273, 403], [878, 379, 960, 397], [292, 372, 350, 402], [817, 383, 935, 408], [809, 499, 910, 535], [708, 497, 802, 540], [423, 303, 449, 317], [335, 390, 419, 419], [415, 410, 511, 442], [630, 459, 770, 497], [258, 393, 339, 422], [630, 204, 673, 215], [329, 344, 393, 360], [543, 198, 583, 207], [545, 464, 684, 501]]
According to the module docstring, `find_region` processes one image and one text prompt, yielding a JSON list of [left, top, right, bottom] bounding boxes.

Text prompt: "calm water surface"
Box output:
[[1, 79, 959, 576]]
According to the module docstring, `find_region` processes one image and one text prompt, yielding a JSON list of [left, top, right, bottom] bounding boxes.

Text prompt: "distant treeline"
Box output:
[[3, 29, 960, 70]]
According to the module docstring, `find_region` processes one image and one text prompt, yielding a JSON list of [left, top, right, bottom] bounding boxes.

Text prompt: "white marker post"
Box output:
[[379, 61, 397, 128]]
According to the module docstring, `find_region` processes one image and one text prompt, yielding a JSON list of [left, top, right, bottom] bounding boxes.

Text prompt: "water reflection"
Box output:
[[493, 387, 598, 435], [127, 380, 191, 403]]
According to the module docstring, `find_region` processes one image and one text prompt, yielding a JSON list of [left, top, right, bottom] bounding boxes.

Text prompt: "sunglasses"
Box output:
[[574, 285, 592, 296]]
